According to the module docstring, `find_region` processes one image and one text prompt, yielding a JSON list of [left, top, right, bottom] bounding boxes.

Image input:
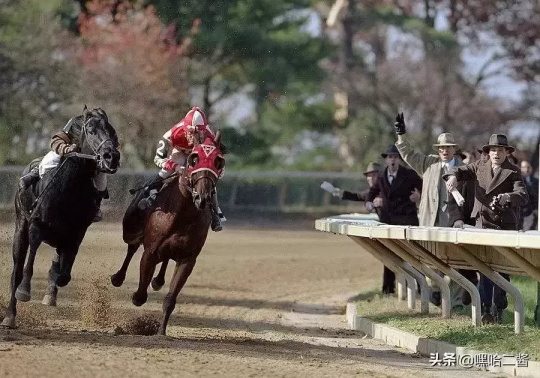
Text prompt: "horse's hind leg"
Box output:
[[151, 260, 169, 291], [1, 218, 29, 328], [131, 251, 157, 306], [15, 224, 42, 302], [111, 243, 139, 287], [159, 258, 196, 336]]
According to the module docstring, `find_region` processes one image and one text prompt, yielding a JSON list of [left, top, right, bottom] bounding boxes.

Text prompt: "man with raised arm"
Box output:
[[393, 113, 478, 308]]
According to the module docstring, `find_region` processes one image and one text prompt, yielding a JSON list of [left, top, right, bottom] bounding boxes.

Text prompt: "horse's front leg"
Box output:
[[42, 253, 60, 306], [42, 247, 78, 306], [159, 258, 196, 336], [151, 260, 169, 291], [15, 223, 42, 302], [2, 218, 29, 328], [111, 243, 140, 287], [132, 250, 158, 306]]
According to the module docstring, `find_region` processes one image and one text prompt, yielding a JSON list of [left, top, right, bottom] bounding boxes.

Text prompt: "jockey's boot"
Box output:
[[210, 190, 225, 232], [19, 167, 40, 190], [92, 189, 109, 223], [138, 175, 165, 210]]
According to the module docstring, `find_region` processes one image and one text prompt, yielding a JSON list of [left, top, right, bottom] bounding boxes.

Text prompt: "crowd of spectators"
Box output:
[[331, 113, 537, 324]]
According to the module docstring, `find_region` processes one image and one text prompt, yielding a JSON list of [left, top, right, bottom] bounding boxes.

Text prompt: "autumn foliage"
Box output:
[[76, 0, 191, 166]]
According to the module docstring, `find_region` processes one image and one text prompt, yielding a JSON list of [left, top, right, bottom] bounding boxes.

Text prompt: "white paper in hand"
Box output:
[[450, 189, 465, 207], [320, 181, 336, 193]]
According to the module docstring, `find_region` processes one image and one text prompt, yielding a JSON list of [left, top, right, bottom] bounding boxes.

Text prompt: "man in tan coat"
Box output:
[[394, 113, 477, 307]]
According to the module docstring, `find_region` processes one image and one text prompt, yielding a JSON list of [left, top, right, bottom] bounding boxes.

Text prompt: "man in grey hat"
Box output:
[[394, 113, 462, 227], [393, 113, 477, 308], [332, 162, 381, 210], [446, 133, 528, 323]]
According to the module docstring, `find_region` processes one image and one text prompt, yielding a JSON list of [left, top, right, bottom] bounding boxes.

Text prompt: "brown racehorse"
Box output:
[[111, 132, 225, 335]]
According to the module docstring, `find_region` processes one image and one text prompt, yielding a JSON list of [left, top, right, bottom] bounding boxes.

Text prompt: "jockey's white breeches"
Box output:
[[39, 150, 108, 191], [39, 151, 61, 177], [158, 148, 188, 178]]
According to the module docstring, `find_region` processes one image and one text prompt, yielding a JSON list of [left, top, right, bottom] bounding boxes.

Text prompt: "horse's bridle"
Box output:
[[181, 170, 217, 197], [70, 117, 116, 170]]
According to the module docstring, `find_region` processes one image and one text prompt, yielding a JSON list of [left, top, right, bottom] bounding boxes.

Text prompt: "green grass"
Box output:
[[356, 276, 540, 361]]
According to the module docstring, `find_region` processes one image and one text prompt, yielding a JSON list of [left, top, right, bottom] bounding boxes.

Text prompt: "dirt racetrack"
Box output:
[[0, 222, 497, 377]]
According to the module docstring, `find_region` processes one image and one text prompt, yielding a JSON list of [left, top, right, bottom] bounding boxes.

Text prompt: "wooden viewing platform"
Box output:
[[315, 214, 540, 334]]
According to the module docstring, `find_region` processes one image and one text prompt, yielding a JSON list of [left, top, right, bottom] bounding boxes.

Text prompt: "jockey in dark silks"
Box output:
[[138, 106, 225, 232], [18, 114, 110, 222]]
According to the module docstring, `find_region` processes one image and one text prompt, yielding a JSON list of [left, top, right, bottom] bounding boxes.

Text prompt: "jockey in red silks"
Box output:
[[138, 106, 225, 232]]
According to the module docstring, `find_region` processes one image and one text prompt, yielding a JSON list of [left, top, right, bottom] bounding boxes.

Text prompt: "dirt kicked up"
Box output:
[[0, 223, 495, 377]]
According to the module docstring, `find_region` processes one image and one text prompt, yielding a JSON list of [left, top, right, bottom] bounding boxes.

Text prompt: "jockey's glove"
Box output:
[[63, 144, 78, 154], [394, 112, 406, 135]]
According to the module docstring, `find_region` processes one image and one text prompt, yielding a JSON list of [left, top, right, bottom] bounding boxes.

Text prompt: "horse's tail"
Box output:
[[122, 188, 149, 245], [122, 206, 145, 245]]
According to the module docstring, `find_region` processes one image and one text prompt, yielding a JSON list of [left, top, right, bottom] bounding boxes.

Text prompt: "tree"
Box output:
[[315, 0, 519, 169], [75, 0, 191, 168], [447, 0, 539, 82], [143, 0, 329, 121], [0, 0, 79, 164]]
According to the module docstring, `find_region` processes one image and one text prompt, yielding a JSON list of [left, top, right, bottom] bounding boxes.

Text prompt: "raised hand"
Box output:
[[394, 112, 406, 135]]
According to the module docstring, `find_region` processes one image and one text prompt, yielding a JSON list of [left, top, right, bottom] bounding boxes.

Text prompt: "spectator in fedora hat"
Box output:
[[394, 113, 477, 309], [332, 162, 381, 207], [364, 143, 422, 294], [446, 133, 528, 323]]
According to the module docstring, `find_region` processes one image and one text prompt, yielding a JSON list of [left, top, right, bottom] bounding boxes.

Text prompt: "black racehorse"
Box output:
[[1, 106, 120, 328]]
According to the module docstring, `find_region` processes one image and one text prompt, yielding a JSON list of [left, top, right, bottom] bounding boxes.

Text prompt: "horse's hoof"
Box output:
[[110, 272, 126, 287], [15, 288, 31, 302], [1, 317, 16, 329], [42, 294, 57, 307], [55, 274, 71, 288], [131, 292, 147, 307], [151, 278, 164, 291]]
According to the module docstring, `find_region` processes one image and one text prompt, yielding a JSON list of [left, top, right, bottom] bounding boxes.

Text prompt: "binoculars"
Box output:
[[489, 195, 509, 214]]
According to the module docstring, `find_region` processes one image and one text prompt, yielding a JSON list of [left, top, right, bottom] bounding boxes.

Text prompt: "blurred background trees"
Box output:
[[0, 0, 538, 170]]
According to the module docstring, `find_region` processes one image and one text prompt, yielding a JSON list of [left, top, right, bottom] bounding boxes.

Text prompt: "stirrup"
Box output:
[[211, 211, 223, 232], [138, 189, 158, 210], [217, 207, 226, 222]]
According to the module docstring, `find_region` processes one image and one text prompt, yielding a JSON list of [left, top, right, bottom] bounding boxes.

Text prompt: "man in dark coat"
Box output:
[[365, 145, 423, 294], [446, 134, 528, 323]]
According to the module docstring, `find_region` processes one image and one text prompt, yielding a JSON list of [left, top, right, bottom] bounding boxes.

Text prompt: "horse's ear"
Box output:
[[215, 129, 221, 145], [83, 105, 89, 118]]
